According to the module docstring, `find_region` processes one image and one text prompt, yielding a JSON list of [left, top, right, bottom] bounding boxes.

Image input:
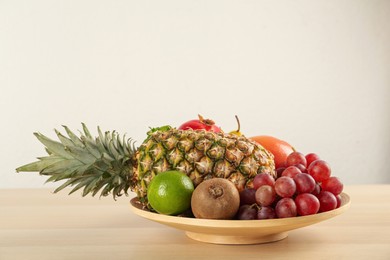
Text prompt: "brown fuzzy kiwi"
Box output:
[[191, 178, 240, 219]]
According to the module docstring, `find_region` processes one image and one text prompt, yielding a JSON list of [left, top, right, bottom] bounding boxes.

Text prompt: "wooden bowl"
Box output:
[[130, 192, 350, 245]]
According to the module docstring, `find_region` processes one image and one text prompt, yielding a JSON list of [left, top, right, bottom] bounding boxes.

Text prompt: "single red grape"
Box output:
[[236, 205, 258, 220], [281, 165, 302, 178], [275, 198, 297, 218], [305, 153, 320, 167], [253, 173, 275, 190], [294, 163, 307, 173], [275, 176, 296, 198], [239, 188, 257, 205], [317, 191, 337, 212], [293, 173, 316, 194], [335, 194, 342, 208], [286, 152, 307, 167], [321, 176, 343, 195], [308, 160, 331, 182], [257, 206, 276, 219], [255, 185, 276, 207], [295, 193, 320, 216]]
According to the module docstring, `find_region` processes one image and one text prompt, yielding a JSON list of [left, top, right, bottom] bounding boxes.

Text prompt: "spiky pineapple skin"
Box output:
[[133, 128, 276, 203]]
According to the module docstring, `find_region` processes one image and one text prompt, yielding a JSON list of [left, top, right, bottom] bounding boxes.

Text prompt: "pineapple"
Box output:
[[16, 124, 276, 206]]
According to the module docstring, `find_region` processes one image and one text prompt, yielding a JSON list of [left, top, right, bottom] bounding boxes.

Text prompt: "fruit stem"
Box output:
[[198, 114, 215, 126], [234, 115, 240, 132]]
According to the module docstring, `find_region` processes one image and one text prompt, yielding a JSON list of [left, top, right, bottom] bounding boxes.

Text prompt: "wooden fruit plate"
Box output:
[[130, 193, 350, 245]]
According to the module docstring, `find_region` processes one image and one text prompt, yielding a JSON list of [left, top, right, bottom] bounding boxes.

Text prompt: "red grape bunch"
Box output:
[[236, 151, 344, 220]]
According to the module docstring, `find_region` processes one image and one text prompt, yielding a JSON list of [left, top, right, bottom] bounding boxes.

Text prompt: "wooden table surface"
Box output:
[[0, 185, 389, 259]]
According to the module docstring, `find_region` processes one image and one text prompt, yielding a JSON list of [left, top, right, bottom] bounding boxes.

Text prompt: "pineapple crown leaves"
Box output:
[[16, 123, 137, 199]]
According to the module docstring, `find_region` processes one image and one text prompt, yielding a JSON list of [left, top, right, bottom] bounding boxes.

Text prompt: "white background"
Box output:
[[1, 0, 389, 189]]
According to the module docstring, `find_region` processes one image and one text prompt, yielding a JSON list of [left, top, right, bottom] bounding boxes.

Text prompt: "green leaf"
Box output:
[[147, 125, 172, 135], [82, 123, 93, 139], [53, 177, 81, 193], [81, 137, 101, 158], [41, 159, 83, 175], [108, 139, 121, 161], [34, 132, 73, 159], [62, 125, 84, 147], [101, 182, 114, 197], [98, 127, 106, 149], [69, 176, 97, 195], [16, 157, 63, 172], [91, 180, 108, 197], [64, 145, 96, 164], [55, 130, 75, 148], [82, 177, 102, 196]]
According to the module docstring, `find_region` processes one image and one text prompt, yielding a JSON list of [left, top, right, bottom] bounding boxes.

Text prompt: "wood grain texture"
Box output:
[[0, 185, 389, 259]]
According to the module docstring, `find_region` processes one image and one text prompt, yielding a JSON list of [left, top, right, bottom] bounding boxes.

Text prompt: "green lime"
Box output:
[[147, 170, 194, 215]]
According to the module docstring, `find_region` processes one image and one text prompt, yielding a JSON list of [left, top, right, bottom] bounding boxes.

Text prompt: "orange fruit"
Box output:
[[249, 135, 294, 169], [147, 170, 194, 215]]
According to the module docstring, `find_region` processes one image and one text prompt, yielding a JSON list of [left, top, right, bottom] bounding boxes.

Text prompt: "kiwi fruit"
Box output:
[[191, 178, 240, 219]]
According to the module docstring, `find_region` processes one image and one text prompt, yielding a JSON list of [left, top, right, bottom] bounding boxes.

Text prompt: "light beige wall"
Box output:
[[1, 0, 389, 188]]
